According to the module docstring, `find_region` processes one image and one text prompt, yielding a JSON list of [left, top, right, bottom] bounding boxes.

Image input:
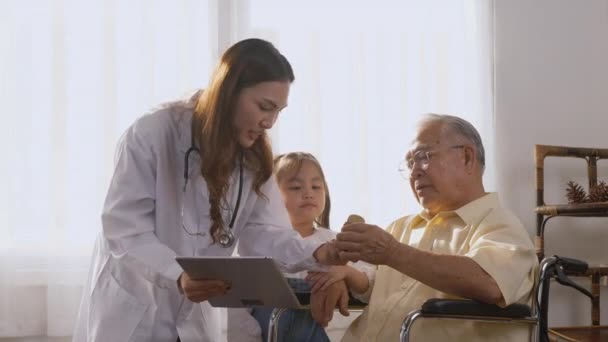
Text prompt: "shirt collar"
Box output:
[[414, 192, 500, 225], [455, 192, 499, 225]]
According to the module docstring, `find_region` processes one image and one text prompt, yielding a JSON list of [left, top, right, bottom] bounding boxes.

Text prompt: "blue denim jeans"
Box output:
[[250, 278, 330, 342]]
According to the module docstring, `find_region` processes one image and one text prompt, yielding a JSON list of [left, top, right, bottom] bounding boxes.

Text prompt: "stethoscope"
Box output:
[[180, 140, 243, 248]]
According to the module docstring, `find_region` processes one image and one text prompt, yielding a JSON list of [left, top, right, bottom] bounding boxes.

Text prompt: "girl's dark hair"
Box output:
[[273, 152, 331, 229]]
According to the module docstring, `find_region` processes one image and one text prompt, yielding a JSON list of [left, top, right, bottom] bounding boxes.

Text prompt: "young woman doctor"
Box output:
[[72, 38, 344, 342]]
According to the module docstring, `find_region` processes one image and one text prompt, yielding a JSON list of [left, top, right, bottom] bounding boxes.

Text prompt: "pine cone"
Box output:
[[566, 181, 588, 204], [588, 181, 608, 203]]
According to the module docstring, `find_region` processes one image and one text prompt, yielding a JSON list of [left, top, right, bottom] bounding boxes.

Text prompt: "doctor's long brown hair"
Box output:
[[192, 38, 294, 243]]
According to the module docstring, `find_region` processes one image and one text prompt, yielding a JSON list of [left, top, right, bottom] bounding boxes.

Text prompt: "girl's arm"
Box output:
[[342, 265, 370, 294], [306, 265, 369, 294]]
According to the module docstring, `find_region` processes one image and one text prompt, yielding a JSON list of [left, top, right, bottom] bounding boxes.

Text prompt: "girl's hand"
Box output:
[[310, 280, 350, 327], [178, 272, 231, 303], [306, 266, 349, 293]]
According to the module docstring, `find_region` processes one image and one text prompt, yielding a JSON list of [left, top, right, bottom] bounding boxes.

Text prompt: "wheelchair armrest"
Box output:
[[294, 292, 368, 307], [347, 296, 367, 307], [294, 292, 311, 305], [555, 255, 588, 274], [420, 298, 531, 318]]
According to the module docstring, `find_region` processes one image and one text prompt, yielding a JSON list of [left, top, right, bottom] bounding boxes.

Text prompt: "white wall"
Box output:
[[495, 0, 608, 326]]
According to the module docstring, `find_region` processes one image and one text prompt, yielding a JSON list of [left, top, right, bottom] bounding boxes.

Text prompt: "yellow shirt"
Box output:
[[342, 193, 538, 342]]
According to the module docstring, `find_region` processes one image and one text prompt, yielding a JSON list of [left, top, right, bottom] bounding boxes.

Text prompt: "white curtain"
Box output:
[[244, 0, 496, 229], [0, 0, 216, 337], [0, 0, 493, 337]]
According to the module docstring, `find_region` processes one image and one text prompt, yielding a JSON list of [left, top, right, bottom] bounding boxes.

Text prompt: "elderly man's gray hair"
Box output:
[[421, 114, 486, 174]]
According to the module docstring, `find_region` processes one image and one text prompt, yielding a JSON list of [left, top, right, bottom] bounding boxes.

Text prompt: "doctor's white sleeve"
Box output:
[[237, 178, 326, 274], [101, 121, 183, 289]]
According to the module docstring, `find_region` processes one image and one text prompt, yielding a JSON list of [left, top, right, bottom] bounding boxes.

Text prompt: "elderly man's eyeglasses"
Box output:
[[398, 145, 465, 177]]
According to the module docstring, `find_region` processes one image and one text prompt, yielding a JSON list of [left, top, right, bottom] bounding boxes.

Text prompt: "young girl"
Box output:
[[236, 152, 374, 342]]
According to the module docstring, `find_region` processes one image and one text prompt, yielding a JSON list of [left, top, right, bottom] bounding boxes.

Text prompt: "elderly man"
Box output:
[[336, 114, 537, 341]]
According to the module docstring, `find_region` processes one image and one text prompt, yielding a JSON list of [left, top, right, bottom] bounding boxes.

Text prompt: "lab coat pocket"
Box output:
[[88, 272, 149, 341]]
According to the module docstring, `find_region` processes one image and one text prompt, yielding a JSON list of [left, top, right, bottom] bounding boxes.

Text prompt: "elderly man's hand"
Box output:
[[310, 279, 350, 327], [336, 223, 399, 265]]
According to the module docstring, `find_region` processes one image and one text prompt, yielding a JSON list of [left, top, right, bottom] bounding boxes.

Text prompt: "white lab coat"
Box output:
[[72, 95, 322, 342]]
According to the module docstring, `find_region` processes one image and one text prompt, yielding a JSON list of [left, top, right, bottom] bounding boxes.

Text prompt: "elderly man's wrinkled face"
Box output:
[[406, 121, 469, 216]]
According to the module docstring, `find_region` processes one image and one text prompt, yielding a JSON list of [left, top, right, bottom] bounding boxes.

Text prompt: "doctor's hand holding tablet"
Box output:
[[177, 272, 231, 303]]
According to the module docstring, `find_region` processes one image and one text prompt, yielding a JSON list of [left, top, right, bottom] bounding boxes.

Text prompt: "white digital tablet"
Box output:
[[175, 256, 304, 308]]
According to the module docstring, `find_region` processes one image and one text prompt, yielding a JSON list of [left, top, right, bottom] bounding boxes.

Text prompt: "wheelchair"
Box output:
[[400, 255, 595, 342]]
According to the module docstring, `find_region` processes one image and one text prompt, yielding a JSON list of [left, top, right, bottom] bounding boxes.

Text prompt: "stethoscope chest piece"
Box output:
[[218, 231, 235, 248]]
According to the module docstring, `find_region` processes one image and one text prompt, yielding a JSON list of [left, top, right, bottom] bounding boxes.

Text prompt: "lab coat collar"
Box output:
[[176, 90, 201, 153]]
